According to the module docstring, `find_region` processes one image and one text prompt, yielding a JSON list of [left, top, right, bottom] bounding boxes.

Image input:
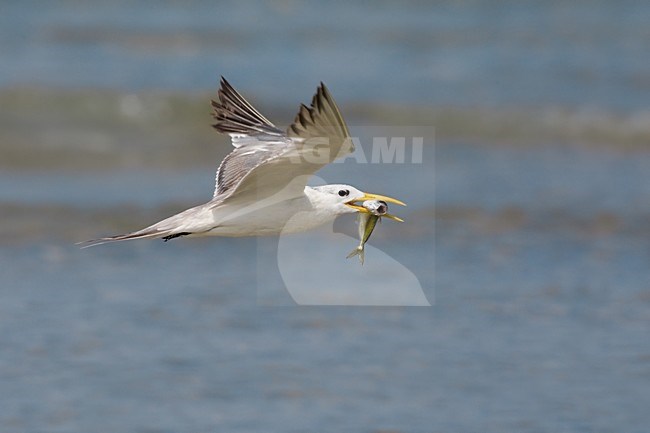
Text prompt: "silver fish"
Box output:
[[363, 199, 388, 216], [346, 200, 402, 265]]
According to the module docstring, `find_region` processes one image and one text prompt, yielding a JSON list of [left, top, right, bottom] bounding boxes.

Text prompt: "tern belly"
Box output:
[[202, 195, 336, 237]]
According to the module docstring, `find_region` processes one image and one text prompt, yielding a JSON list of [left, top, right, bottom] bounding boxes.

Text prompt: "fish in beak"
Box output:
[[345, 192, 405, 222]]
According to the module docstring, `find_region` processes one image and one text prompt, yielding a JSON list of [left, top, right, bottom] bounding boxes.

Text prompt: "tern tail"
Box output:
[[76, 229, 190, 248], [78, 202, 215, 248]]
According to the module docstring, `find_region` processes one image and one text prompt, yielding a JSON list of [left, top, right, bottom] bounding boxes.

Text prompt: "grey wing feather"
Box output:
[[286, 82, 353, 160], [211, 77, 291, 197], [211, 77, 284, 138], [213, 139, 290, 197], [210, 79, 352, 201], [219, 82, 353, 203]]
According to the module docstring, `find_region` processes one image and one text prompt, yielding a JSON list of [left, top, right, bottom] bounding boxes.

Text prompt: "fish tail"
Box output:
[[346, 247, 365, 265]]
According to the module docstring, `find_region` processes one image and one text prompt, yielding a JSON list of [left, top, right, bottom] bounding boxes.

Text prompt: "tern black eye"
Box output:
[[338, 189, 350, 197]]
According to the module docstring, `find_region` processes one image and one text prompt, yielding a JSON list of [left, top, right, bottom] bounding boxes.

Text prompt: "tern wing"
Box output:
[[211, 77, 289, 198], [211, 76, 282, 138], [210, 78, 353, 204]]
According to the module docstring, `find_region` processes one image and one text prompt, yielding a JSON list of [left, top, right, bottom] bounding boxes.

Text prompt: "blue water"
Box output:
[[2, 237, 647, 432], [2, 2, 650, 431], [2, 1, 649, 111], [1, 141, 649, 431]]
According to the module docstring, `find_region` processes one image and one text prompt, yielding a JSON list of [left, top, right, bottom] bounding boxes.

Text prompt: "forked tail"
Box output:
[[346, 247, 365, 265]]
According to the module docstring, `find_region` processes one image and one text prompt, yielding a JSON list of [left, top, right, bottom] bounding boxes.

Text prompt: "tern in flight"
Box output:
[[81, 78, 404, 247]]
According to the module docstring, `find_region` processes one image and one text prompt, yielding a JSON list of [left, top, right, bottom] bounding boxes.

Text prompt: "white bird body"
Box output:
[[81, 78, 403, 248], [181, 186, 357, 237]]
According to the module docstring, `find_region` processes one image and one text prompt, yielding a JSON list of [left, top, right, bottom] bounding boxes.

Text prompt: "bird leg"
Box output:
[[162, 232, 191, 242]]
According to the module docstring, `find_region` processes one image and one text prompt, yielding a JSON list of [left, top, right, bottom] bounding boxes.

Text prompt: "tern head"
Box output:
[[311, 184, 406, 218]]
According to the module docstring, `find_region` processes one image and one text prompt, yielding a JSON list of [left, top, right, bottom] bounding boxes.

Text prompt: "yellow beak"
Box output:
[[345, 192, 406, 222]]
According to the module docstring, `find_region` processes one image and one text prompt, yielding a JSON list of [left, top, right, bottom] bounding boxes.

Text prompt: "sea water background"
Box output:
[[2, 1, 650, 110], [1, 1, 649, 432]]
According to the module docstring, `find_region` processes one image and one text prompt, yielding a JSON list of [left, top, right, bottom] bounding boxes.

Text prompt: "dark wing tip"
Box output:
[[287, 81, 350, 141], [218, 76, 237, 99], [219, 76, 235, 92], [211, 77, 281, 136]]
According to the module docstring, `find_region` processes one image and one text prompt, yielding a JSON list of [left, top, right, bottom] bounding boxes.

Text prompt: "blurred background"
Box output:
[[1, 1, 649, 432]]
